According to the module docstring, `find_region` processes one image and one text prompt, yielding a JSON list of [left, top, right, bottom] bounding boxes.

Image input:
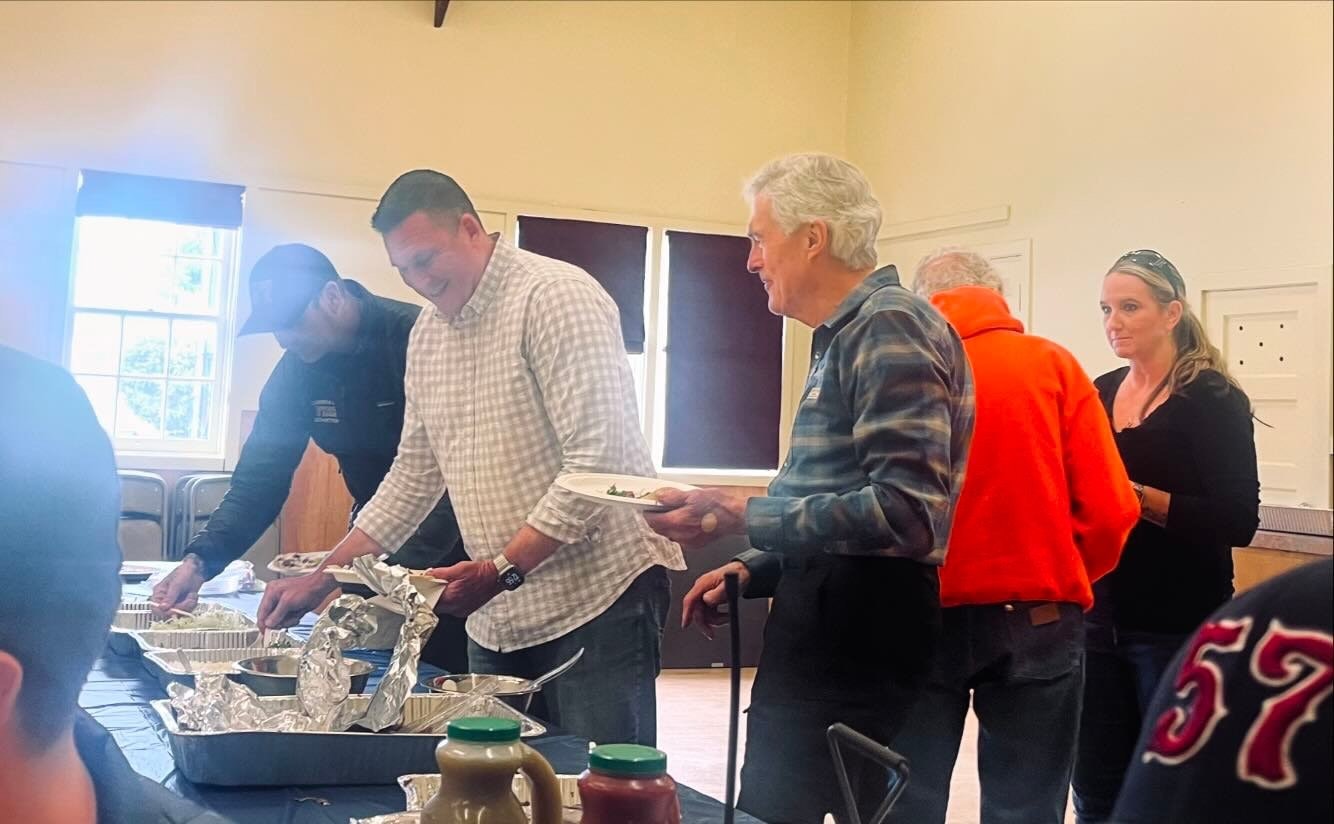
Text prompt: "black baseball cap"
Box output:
[[238, 244, 340, 336]]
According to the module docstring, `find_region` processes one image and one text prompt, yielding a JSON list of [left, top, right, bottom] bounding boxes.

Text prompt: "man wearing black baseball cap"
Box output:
[[151, 243, 469, 671]]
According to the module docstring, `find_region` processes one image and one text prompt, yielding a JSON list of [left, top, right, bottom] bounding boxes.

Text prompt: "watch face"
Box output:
[[501, 568, 524, 590]]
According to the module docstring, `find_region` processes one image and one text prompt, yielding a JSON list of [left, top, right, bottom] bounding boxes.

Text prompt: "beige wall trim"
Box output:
[[879, 205, 1011, 243]]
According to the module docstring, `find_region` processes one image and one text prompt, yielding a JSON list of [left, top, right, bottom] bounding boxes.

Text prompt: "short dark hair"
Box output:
[[0, 346, 122, 748], [371, 169, 480, 235]]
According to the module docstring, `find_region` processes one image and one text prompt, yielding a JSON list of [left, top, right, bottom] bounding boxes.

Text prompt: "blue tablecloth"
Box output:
[[83, 587, 760, 823]]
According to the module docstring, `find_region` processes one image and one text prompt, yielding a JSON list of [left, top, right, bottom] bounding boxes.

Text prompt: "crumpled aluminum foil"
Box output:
[[169, 556, 439, 733], [167, 675, 318, 732]]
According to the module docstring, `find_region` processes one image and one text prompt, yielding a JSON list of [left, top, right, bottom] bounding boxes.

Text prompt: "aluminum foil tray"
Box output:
[[151, 694, 546, 786], [108, 606, 261, 655], [142, 646, 303, 689]]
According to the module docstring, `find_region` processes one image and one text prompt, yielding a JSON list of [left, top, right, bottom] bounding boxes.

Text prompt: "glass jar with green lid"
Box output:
[[420, 717, 561, 824], [577, 744, 681, 823]]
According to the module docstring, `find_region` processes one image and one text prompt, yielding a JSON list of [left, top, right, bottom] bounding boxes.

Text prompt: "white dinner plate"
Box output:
[[324, 565, 441, 588], [119, 563, 157, 583], [555, 473, 697, 511], [267, 550, 331, 576]]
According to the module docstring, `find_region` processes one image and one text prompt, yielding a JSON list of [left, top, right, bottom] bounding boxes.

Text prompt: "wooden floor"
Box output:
[[658, 668, 1075, 823]]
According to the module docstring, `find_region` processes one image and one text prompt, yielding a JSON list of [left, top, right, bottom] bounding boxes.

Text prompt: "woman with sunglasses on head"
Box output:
[[1072, 250, 1260, 823]]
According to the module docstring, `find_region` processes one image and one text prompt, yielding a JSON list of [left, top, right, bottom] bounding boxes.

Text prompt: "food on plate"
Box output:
[[606, 483, 656, 501], [268, 551, 329, 573], [149, 610, 250, 632]]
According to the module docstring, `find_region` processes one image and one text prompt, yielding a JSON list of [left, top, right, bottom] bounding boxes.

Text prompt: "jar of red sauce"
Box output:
[[578, 744, 681, 824]]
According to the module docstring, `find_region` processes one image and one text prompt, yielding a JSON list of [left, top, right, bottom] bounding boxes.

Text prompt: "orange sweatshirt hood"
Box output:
[[929, 285, 1024, 339]]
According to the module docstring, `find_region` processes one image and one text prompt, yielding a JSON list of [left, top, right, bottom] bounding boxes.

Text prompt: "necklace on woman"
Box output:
[[1116, 377, 1168, 431]]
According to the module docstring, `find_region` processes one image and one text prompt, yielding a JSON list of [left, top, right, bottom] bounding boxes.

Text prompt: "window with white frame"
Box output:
[[66, 171, 244, 456]]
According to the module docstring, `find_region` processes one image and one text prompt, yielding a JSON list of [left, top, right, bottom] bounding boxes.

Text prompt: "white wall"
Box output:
[[0, 0, 851, 466], [846, 0, 1333, 376], [0, 0, 850, 224], [3, 1, 1331, 488]]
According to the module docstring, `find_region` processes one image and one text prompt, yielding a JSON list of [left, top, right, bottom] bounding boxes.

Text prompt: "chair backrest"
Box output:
[[169, 473, 281, 573], [117, 470, 167, 561]]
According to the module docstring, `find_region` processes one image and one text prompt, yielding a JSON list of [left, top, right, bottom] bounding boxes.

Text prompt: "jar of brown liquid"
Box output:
[[577, 744, 681, 824], [420, 717, 562, 824]]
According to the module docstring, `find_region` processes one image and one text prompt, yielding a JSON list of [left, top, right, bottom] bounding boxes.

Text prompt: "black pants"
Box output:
[[738, 553, 941, 824]]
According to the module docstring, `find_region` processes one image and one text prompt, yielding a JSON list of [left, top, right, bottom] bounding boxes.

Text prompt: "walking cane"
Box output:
[[723, 571, 741, 824]]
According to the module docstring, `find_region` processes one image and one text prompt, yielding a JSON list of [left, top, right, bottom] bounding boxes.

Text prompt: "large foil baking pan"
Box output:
[[151, 693, 546, 786]]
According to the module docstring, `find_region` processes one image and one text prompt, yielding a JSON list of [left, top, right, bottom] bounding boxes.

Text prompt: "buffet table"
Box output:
[[82, 587, 761, 824]]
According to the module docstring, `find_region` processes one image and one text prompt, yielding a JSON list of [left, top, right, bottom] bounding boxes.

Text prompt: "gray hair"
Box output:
[[743, 153, 882, 270], [913, 248, 1004, 297]]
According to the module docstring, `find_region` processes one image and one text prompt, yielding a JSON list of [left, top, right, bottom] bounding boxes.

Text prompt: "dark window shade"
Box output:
[[663, 231, 782, 470], [76, 170, 245, 229], [516, 216, 647, 353]]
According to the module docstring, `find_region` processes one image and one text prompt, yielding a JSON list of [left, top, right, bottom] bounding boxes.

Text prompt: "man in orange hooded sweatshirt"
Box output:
[[887, 250, 1139, 824]]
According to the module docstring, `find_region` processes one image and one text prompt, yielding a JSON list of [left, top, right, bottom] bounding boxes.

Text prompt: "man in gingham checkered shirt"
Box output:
[[258, 170, 684, 746]]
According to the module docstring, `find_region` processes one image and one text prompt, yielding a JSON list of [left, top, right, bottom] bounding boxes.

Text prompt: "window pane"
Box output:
[[169, 319, 217, 378], [175, 226, 221, 257], [72, 217, 176, 312], [517, 216, 648, 353], [663, 231, 782, 470], [168, 257, 221, 314], [69, 312, 122, 375], [119, 316, 168, 376], [117, 379, 164, 437], [74, 374, 117, 433], [165, 381, 212, 440]]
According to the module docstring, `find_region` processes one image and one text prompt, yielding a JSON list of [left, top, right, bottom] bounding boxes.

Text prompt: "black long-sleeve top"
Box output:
[[1091, 367, 1260, 633], [188, 281, 460, 578]]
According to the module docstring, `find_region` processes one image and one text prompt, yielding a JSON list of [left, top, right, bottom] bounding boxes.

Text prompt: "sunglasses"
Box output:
[[1113, 249, 1185, 298]]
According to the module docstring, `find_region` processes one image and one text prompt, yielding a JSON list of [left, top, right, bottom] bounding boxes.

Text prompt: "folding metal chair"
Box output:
[[826, 722, 911, 824], [116, 470, 167, 561]]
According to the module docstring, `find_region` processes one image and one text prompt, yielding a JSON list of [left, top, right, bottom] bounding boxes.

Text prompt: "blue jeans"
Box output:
[[466, 565, 669, 746], [888, 601, 1086, 824], [1072, 625, 1188, 824]]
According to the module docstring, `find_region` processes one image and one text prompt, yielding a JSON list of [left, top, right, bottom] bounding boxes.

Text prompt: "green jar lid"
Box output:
[[447, 717, 521, 743], [588, 744, 668, 776]]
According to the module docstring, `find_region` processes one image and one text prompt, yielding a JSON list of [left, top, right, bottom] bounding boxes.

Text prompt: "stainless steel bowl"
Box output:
[[232, 655, 374, 697], [418, 673, 539, 713]]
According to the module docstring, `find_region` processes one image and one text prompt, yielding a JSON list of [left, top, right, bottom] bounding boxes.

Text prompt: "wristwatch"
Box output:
[[1131, 482, 1145, 506], [494, 555, 525, 591]]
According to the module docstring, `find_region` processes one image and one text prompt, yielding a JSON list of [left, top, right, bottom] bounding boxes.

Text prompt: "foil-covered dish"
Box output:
[[142, 646, 304, 689], [154, 559, 547, 786], [151, 693, 545, 786], [166, 558, 439, 734]]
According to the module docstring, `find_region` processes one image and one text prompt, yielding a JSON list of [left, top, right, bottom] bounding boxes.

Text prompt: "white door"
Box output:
[[1203, 278, 1332, 507], [974, 238, 1033, 326]]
